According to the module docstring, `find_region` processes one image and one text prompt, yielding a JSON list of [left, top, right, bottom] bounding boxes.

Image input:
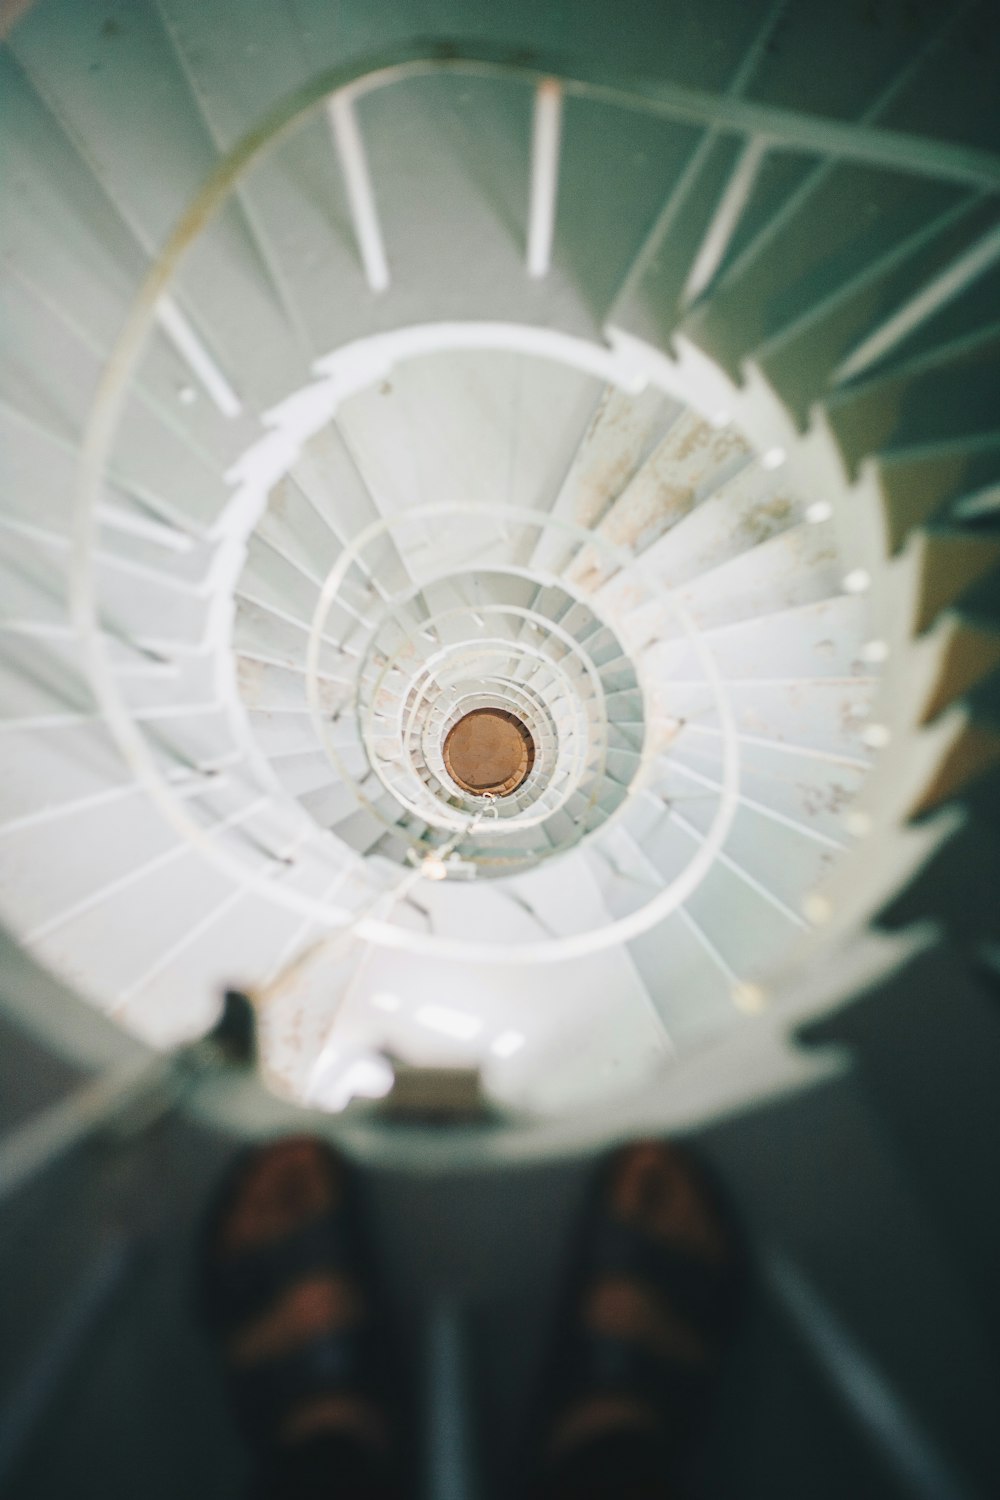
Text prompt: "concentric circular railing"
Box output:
[[306, 524, 650, 874], [60, 37, 975, 1119]]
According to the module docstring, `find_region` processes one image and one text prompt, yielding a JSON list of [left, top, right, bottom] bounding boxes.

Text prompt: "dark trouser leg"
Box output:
[[530, 1429, 677, 1500], [249, 1432, 404, 1500], [525, 1142, 746, 1500]]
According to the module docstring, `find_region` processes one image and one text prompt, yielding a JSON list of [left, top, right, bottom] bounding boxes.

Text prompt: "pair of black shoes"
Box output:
[[201, 1136, 744, 1498]]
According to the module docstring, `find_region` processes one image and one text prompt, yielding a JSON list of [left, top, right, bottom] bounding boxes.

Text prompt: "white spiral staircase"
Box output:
[[1, 0, 999, 1169]]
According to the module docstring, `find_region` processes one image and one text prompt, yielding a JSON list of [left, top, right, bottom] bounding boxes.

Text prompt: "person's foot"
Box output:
[[533, 1140, 745, 1491], [200, 1136, 395, 1474]]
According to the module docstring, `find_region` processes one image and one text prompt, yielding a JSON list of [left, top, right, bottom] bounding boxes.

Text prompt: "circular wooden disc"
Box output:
[[442, 708, 535, 796]]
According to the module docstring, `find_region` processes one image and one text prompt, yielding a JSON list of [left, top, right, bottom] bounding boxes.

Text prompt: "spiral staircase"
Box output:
[[2, 1, 1000, 1495]]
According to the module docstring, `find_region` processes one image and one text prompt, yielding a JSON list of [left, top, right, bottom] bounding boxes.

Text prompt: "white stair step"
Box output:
[[116, 854, 343, 1049], [0, 632, 218, 722], [291, 427, 412, 595], [626, 911, 738, 1048], [607, 722, 643, 755], [804, 809, 962, 948], [298, 781, 364, 831], [270, 749, 357, 801], [245, 709, 331, 761], [606, 819, 805, 980], [0, 277, 228, 532], [619, 518, 840, 646], [253, 482, 344, 588], [667, 736, 869, 846], [653, 679, 878, 762], [155, 0, 375, 361], [415, 879, 549, 946], [603, 685, 644, 720], [537, 790, 606, 848], [642, 779, 839, 915], [0, 704, 251, 826], [643, 594, 872, 684], [602, 746, 641, 785], [839, 700, 1000, 829], [505, 846, 622, 942], [239, 536, 340, 631], [0, 272, 247, 486], [565, 409, 752, 589], [530, 381, 680, 575], [0, 528, 216, 652], [0, 721, 145, 826], [364, 349, 603, 528], [0, 772, 273, 939], [0, 636, 93, 724], [1, 48, 254, 470], [584, 823, 740, 1045], [32, 838, 267, 1017], [599, 658, 642, 694], [331, 805, 398, 858], [0, 402, 214, 546], [232, 597, 352, 683], [8, 2, 309, 410], [624, 455, 803, 593], [235, 655, 347, 717], [0, 652, 218, 737]]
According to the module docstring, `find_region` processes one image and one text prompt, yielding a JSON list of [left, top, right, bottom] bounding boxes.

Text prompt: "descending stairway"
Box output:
[[4, 7, 1000, 1500], [1, 0, 999, 1155]]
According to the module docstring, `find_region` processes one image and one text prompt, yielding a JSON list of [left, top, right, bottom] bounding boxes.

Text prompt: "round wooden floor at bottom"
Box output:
[[442, 708, 535, 796]]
